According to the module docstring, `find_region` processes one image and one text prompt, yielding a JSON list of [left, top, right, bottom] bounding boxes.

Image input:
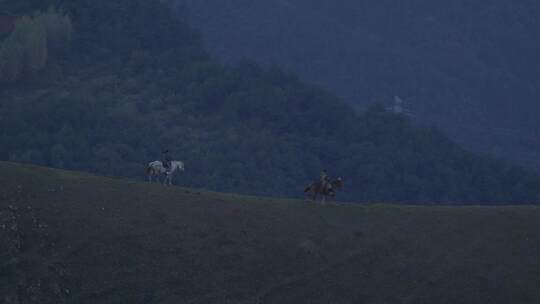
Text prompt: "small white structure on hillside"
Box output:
[[390, 95, 413, 116]]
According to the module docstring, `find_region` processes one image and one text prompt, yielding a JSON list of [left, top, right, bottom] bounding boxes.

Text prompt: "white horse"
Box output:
[[146, 160, 185, 185]]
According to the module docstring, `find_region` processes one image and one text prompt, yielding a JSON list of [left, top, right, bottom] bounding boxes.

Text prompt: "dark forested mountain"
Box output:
[[1, 0, 539, 203], [180, 0, 540, 171]]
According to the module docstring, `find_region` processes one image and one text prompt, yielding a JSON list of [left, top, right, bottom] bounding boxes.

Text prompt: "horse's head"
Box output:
[[332, 177, 343, 189], [174, 161, 185, 171]]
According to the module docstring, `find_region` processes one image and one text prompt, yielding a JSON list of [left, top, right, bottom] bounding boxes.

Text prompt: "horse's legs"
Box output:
[[162, 173, 170, 186]]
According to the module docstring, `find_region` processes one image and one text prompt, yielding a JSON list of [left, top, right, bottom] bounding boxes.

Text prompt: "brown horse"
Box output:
[[304, 178, 343, 203]]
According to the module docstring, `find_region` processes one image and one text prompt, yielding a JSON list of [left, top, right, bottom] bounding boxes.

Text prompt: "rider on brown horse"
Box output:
[[304, 170, 343, 201]]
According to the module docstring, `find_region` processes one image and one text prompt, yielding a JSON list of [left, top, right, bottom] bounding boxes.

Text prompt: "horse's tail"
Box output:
[[145, 164, 152, 176], [304, 183, 313, 193]]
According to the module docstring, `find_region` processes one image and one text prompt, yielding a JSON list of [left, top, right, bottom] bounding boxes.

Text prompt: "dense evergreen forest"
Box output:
[[1, 0, 539, 203], [181, 0, 540, 172]]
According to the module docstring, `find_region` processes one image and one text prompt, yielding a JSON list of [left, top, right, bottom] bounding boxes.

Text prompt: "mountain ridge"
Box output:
[[180, 0, 540, 171], [1, 0, 540, 203]]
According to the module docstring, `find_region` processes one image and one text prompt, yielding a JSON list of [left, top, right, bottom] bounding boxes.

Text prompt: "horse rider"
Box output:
[[161, 149, 172, 170], [320, 169, 331, 192]]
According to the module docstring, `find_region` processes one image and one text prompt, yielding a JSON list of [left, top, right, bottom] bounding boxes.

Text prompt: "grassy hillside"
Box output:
[[1, 161, 540, 303]]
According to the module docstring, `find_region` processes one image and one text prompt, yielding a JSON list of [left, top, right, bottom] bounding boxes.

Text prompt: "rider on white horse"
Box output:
[[146, 150, 184, 185], [146, 160, 184, 185]]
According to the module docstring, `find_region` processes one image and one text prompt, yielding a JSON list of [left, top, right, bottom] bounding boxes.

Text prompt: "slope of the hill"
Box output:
[[180, 0, 540, 171], [1, 161, 540, 303], [1, 0, 540, 204]]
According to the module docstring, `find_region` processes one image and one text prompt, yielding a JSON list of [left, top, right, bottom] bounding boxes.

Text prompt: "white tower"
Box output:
[[390, 95, 413, 116], [392, 95, 404, 114]]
